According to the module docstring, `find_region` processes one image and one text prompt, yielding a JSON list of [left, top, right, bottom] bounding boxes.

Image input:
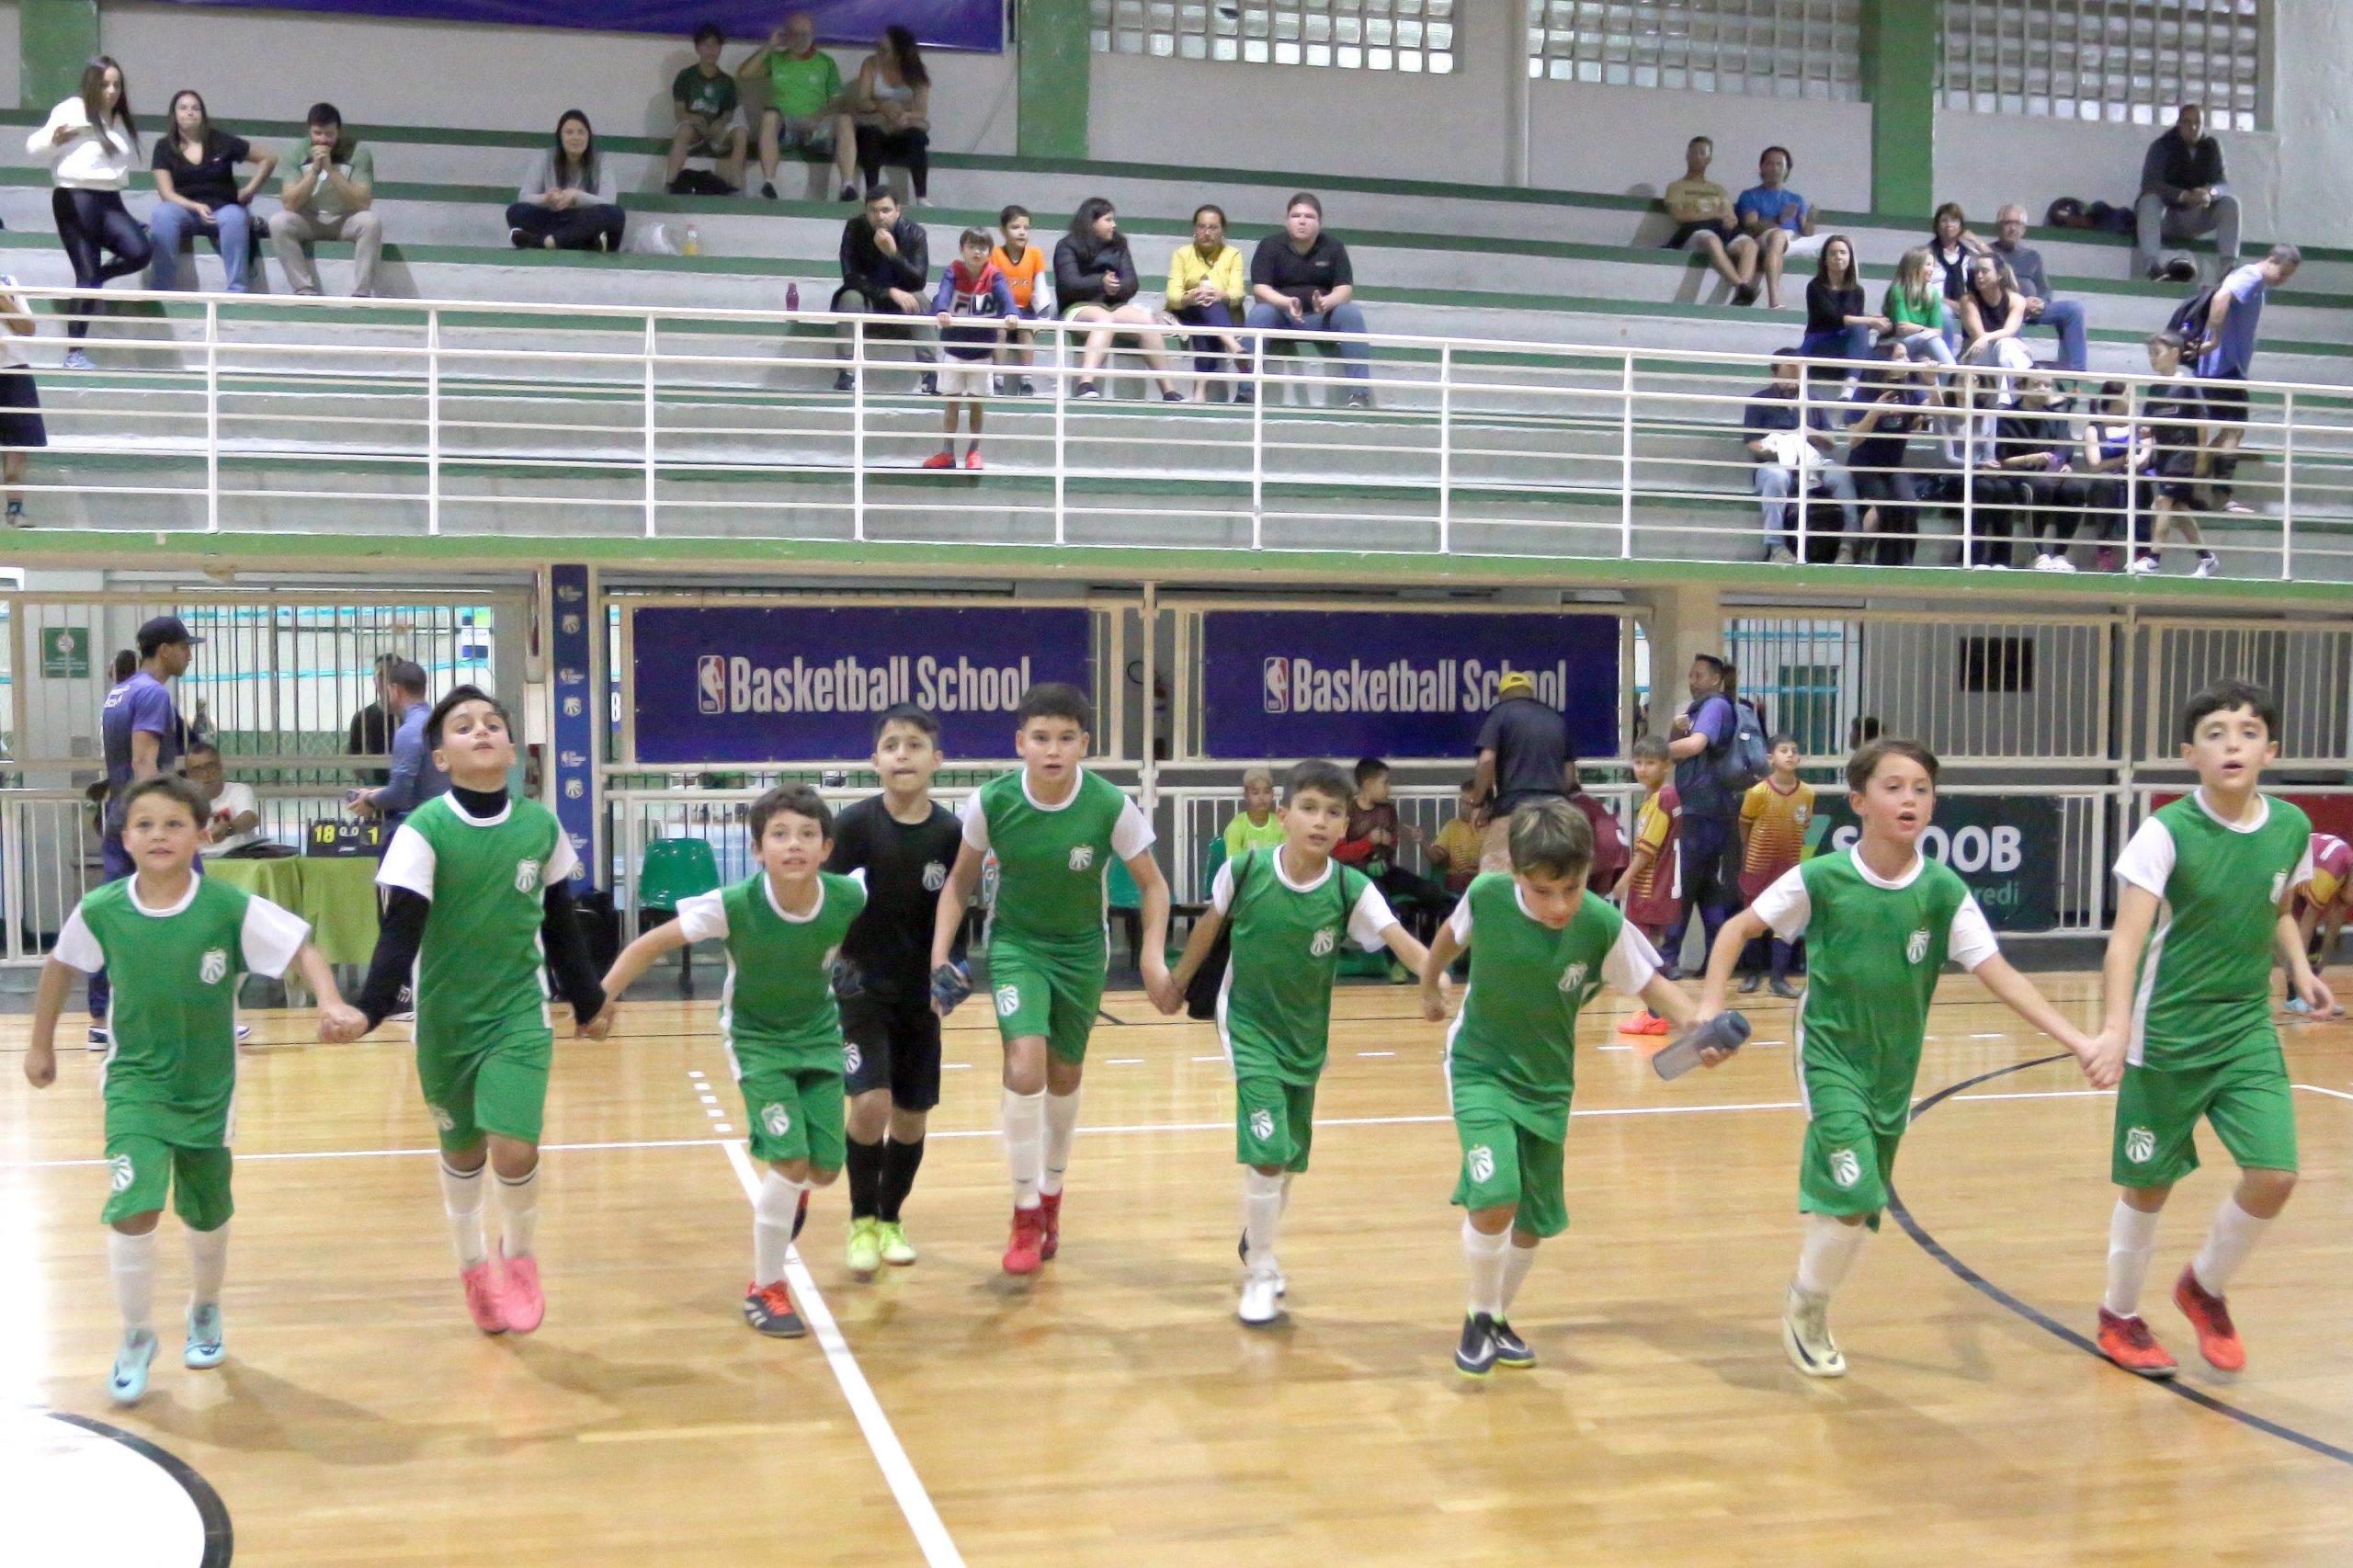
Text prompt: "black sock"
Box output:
[[879, 1135, 926, 1223], [845, 1136, 885, 1220]]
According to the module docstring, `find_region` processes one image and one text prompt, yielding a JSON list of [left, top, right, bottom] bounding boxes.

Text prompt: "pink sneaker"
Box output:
[[501, 1253, 545, 1334], [1038, 1189, 1063, 1261], [460, 1258, 506, 1335]]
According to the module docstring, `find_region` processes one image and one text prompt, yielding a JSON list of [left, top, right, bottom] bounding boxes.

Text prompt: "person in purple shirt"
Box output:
[[1658, 653, 1741, 975], [89, 614, 200, 1040]]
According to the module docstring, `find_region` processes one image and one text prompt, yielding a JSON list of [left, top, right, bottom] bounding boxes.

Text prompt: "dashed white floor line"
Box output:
[[1358, 1051, 1395, 1058], [942, 1063, 972, 1071], [1191, 1055, 1227, 1063]]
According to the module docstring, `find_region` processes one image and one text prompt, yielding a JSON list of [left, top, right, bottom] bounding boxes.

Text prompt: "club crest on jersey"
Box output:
[[1310, 927, 1337, 957], [515, 859, 541, 894], [1466, 1144, 1495, 1185], [922, 860, 948, 892], [995, 983, 1021, 1017], [1068, 845, 1095, 872], [1829, 1148, 1861, 1188], [761, 1103, 791, 1138], [109, 1153, 134, 1192], [1906, 927, 1930, 965], [1557, 961, 1590, 994], [1249, 1108, 1276, 1142], [428, 1103, 456, 1133], [199, 947, 229, 986], [2125, 1126, 2156, 1165], [844, 1042, 863, 1075]]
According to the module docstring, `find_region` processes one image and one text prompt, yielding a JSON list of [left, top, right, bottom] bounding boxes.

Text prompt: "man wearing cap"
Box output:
[[88, 616, 202, 1040], [1471, 668, 1574, 873], [347, 657, 446, 832]]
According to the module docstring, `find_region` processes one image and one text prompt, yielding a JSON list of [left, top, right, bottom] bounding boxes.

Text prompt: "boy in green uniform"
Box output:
[[929, 682, 1171, 1276], [598, 784, 867, 1337], [1161, 759, 1429, 1325], [26, 777, 358, 1404], [665, 22, 748, 194], [335, 687, 610, 1338], [1418, 799, 1712, 1380], [2088, 680, 2334, 1379], [1697, 738, 2102, 1380]]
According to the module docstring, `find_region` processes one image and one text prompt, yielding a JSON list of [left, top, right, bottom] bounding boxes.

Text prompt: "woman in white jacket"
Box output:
[[27, 57, 151, 369]]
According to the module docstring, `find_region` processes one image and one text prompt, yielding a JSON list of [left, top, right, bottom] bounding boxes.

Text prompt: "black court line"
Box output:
[[47, 1411, 235, 1565], [1887, 1054, 2353, 1470]]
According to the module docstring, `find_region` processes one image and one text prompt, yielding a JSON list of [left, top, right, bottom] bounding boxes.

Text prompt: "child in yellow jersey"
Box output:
[[1428, 778, 1484, 895], [1738, 735, 1814, 999], [1618, 736, 1682, 1036]]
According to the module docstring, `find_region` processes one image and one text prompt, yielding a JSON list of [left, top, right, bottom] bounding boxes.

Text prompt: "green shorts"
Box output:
[[102, 1130, 233, 1230], [1449, 1080, 1569, 1238], [2112, 1043, 2298, 1187], [987, 937, 1107, 1064], [1798, 1073, 1902, 1229], [416, 1019, 554, 1153], [743, 1064, 847, 1174], [1236, 1076, 1315, 1173]]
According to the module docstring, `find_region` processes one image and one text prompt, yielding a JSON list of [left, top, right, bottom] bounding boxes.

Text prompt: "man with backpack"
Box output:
[[1658, 653, 1768, 976], [2184, 244, 2300, 515]]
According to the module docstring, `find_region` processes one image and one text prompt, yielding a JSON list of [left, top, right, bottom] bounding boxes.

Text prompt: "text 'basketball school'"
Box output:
[[1260, 657, 1574, 716], [699, 653, 1038, 718]]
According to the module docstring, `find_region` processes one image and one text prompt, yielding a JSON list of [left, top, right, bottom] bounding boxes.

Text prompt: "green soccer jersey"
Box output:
[[768, 48, 844, 121], [378, 792, 579, 1039], [1216, 847, 1396, 1084], [676, 870, 868, 1074], [1444, 872, 1658, 1138], [2115, 790, 2314, 1069], [962, 767, 1154, 951], [1753, 848, 1998, 1124], [673, 64, 738, 122], [56, 874, 310, 1143]]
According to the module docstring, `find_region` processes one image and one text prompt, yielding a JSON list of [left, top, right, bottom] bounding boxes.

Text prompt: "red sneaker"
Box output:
[[921, 450, 955, 470], [1038, 1190, 1063, 1261], [2096, 1308, 2178, 1379], [964, 449, 984, 471], [2174, 1266, 2245, 1371], [1618, 1010, 1670, 1036], [1003, 1205, 1045, 1275], [500, 1253, 545, 1335], [460, 1258, 506, 1335]]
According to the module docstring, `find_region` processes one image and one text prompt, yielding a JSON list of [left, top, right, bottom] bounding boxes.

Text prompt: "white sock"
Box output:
[[1003, 1087, 1046, 1210], [438, 1159, 488, 1270], [1040, 1088, 1082, 1199], [1242, 1169, 1285, 1274], [493, 1164, 540, 1260], [2190, 1195, 2273, 1296], [1794, 1212, 1868, 1300], [753, 1169, 808, 1288], [1501, 1241, 1539, 1313], [108, 1228, 156, 1335], [1461, 1219, 1509, 1318], [187, 1222, 230, 1307], [2103, 1199, 2162, 1317]]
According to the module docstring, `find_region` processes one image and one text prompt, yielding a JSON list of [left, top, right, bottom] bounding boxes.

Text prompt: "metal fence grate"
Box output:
[[1529, 0, 1861, 97], [1093, 0, 1457, 72], [1940, 0, 2265, 130]]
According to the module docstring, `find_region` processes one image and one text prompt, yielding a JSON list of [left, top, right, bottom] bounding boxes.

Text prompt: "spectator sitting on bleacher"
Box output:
[[2136, 103, 2237, 283], [830, 187, 934, 393], [1958, 255, 2033, 372], [507, 111, 625, 253], [1167, 204, 1252, 403], [267, 103, 382, 299], [1989, 205, 2088, 373], [1883, 246, 1956, 368], [1927, 203, 1986, 345], [1055, 198, 1183, 403], [665, 22, 748, 196], [1733, 146, 1824, 311], [1844, 350, 1932, 565], [1427, 778, 1483, 895], [2077, 381, 2140, 573], [1745, 350, 1859, 565], [738, 10, 858, 202], [1661, 134, 1759, 304], [849, 27, 931, 205], [0, 275, 44, 525], [1222, 767, 1287, 859], [1935, 378, 2027, 569], [28, 57, 150, 368], [1799, 235, 1887, 362], [150, 90, 275, 293], [1995, 373, 2088, 572], [1245, 192, 1373, 409], [991, 205, 1050, 396]]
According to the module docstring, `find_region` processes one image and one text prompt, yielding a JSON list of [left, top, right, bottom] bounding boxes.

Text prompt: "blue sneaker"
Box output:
[[185, 1303, 224, 1369], [109, 1328, 158, 1404]]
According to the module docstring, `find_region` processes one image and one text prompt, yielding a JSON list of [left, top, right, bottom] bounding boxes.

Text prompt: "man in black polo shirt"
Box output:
[[1470, 670, 1574, 873], [1245, 192, 1373, 408]]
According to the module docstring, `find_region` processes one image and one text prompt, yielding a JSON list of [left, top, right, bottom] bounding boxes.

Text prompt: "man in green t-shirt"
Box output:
[[666, 22, 749, 193], [736, 10, 858, 201]]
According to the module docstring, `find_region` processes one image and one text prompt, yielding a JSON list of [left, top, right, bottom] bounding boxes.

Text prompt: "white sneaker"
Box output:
[[2031, 553, 2062, 572], [1238, 1269, 1282, 1326], [2128, 555, 2161, 575], [2191, 554, 2221, 579], [62, 348, 93, 371], [2049, 554, 2077, 573], [1781, 1282, 1846, 1378]]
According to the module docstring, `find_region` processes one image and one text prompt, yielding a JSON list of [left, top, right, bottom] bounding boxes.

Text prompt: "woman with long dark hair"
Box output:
[[150, 89, 278, 292], [506, 110, 626, 251], [1052, 198, 1183, 402], [27, 57, 150, 368], [1798, 234, 1888, 363], [850, 26, 931, 202]]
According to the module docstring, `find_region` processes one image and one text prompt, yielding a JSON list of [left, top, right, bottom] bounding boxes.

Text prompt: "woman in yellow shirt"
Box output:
[[1166, 204, 1252, 403]]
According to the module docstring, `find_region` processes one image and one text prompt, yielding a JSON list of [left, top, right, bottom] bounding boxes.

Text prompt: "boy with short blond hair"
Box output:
[[1222, 767, 1287, 859]]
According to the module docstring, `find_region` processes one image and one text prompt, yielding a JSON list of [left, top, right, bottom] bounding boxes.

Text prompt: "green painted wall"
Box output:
[[1016, 0, 1090, 161], [19, 0, 102, 112], [1860, 0, 1938, 218]]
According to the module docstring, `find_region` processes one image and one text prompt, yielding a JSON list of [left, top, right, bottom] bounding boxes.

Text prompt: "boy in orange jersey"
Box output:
[[991, 205, 1049, 395], [1737, 734, 1813, 998]]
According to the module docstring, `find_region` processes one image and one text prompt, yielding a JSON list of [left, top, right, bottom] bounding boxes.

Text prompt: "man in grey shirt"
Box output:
[[1990, 205, 2088, 372], [347, 658, 446, 831]]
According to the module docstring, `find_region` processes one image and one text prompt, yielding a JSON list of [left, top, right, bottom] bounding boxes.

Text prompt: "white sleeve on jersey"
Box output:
[[1749, 865, 1813, 942], [1209, 858, 1238, 915], [51, 907, 102, 974], [239, 894, 313, 980], [1447, 894, 1474, 946], [1602, 918, 1663, 994], [1947, 893, 2002, 972], [543, 829, 582, 889], [1347, 881, 1399, 949], [1111, 795, 1156, 861], [958, 790, 990, 853], [2112, 815, 2177, 900], [673, 890, 730, 945], [377, 823, 438, 900]]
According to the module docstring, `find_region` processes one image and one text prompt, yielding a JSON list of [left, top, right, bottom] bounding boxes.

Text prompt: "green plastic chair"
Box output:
[[1105, 855, 1145, 969], [639, 837, 722, 995]]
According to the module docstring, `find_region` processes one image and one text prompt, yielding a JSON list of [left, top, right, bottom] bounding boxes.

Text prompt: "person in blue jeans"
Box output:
[[1245, 192, 1372, 409], [1744, 352, 1859, 564], [149, 91, 276, 292], [1799, 235, 1889, 363], [1988, 205, 2088, 373], [89, 615, 202, 1040]]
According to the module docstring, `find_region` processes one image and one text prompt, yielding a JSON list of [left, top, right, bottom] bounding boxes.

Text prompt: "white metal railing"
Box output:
[[11, 285, 2351, 580]]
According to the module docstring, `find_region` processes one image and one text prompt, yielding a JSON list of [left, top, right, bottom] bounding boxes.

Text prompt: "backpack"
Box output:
[[1711, 699, 1773, 796], [2165, 279, 2222, 358]]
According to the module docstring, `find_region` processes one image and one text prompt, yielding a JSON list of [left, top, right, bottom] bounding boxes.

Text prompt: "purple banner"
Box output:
[[1201, 610, 1620, 761], [631, 605, 1090, 764], [147, 0, 1005, 50]]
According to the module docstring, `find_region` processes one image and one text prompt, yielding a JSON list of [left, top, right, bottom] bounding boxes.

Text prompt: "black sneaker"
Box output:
[[1655, 963, 1688, 983], [743, 1281, 806, 1338], [1075, 381, 1101, 400], [1732, 283, 1760, 307], [919, 371, 938, 396], [1455, 1312, 1499, 1379], [834, 370, 855, 392], [1738, 972, 1764, 994], [508, 227, 530, 249], [1769, 976, 1800, 1000], [839, 184, 860, 202], [1233, 384, 1256, 405], [761, 180, 779, 199], [1162, 390, 1185, 403], [1490, 1319, 1536, 1369], [1018, 377, 1036, 396], [1346, 390, 1370, 410], [87, 1025, 110, 1049]]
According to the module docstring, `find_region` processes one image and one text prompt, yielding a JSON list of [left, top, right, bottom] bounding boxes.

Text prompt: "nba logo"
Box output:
[[698, 655, 726, 714], [1262, 657, 1290, 714]]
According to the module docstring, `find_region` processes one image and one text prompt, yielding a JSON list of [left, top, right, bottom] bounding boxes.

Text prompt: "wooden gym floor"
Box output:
[[4, 969, 2351, 1567]]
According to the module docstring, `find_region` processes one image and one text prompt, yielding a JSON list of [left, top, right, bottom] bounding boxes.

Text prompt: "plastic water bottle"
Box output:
[[787, 281, 801, 312], [1652, 1010, 1752, 1081], [683, 224, 701, 256]]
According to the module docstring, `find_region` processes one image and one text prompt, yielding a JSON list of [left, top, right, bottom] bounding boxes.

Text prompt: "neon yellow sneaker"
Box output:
[[876, 1220, 918, 1267], [846, 1215, 882, 1278]]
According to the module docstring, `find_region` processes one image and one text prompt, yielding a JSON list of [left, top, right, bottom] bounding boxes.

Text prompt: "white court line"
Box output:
[[1358, 1051, 1395, 1058], [720, 1140, 963, 1568], [2296, 1083, 2353, 1102]]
